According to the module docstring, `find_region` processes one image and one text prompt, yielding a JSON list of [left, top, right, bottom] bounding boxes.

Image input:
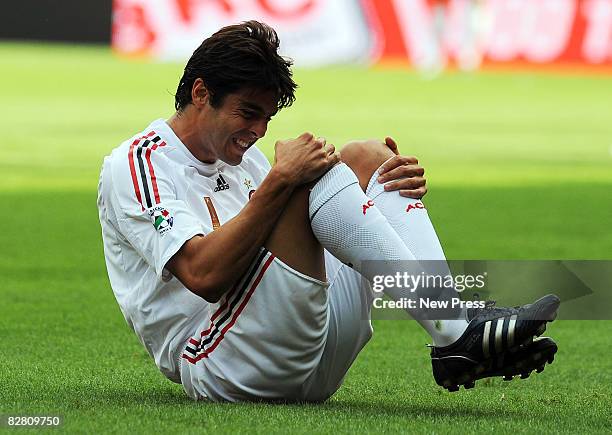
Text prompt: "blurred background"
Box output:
[[1, 1, 611, 431], [1, 0, 610, 257], [5, 0, 612, 68]]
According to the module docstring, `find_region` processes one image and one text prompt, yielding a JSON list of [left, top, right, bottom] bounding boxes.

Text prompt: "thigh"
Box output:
[[303, 253, 375, 402]]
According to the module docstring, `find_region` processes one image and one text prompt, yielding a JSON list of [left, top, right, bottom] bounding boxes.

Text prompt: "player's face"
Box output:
[[199, 88, 278, 165]]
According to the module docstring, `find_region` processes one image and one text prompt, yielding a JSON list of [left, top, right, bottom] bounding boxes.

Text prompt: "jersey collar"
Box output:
[[150, 118, 226, 176]]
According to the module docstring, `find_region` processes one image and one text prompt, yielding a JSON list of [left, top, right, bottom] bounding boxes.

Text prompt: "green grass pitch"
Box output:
[[1, 43, 611, 433]]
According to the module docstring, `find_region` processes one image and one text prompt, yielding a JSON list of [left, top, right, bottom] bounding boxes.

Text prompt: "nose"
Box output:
[[251, 119, 268, 139]]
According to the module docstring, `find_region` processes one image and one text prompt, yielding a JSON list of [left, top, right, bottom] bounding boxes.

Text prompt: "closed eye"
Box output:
[[241, 110, 256, 119]]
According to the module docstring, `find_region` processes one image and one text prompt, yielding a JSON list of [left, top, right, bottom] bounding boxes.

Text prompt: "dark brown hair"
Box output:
[[175, 20, 296, 111]]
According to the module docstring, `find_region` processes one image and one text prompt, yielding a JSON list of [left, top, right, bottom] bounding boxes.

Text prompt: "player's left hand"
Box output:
[[376, 137, 427, 199]]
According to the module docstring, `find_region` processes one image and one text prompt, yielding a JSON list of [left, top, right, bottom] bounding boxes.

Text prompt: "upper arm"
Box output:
[[103, 143, 209, 278], [163, 234, 218, 301]]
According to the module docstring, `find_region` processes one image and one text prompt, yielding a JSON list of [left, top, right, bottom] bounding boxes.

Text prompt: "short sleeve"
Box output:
[[102, 143, 207, 277]]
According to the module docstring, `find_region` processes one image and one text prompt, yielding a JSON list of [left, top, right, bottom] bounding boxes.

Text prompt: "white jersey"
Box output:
[[97, 119, 272, 383]]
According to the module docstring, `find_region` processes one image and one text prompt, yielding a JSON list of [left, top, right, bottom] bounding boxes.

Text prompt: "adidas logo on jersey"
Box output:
[[213, 174, 230, 192]]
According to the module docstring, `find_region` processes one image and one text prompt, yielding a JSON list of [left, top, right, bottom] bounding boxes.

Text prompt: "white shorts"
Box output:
[[179, 248, 373, 402]]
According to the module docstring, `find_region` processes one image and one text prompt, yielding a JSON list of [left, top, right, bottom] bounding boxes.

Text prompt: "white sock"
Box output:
[[365, 163, 469, 346], [309, 164, 466, 346], [309, 164, 416, 265]]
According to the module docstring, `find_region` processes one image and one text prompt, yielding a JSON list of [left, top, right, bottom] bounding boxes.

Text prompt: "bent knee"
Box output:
[[340, 139, 392, 164], [340, 140, 395, 191]]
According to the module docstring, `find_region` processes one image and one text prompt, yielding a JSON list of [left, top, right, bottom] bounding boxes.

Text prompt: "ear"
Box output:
[[191, 78, 210, 108]]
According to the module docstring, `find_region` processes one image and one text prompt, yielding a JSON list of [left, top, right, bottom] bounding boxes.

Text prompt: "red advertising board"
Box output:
[[112, 0, 373, 65], [112, 0, 612, 70], [367, 0, 612, 70]]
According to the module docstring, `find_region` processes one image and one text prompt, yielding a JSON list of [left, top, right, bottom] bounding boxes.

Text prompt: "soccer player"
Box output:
[[98, 21, 559, 402]]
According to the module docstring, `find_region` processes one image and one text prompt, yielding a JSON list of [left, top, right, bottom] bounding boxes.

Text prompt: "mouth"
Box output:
[[232, 137, 256, 151]]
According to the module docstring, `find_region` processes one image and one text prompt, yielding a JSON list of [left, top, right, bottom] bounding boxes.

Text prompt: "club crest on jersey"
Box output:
[[149, 206, 174, 235], [214, 174, 230, 192], [406, 202, 425, 213]]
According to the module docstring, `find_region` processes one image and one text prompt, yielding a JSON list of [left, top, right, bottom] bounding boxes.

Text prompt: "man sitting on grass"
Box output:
[[97, 20, 559, 402]]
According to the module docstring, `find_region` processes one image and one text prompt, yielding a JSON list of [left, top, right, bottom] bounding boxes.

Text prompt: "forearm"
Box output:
[[169, 132, 339, 301], [202, 166, 295, 283], [168, 165, 297, 301]]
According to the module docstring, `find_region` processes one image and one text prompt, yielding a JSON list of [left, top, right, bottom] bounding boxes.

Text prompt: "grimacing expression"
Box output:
[[201, 88, 278, 165]]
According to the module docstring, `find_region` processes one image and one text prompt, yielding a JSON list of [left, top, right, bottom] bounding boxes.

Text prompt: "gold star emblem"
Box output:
[[243, 178, 253, 190]]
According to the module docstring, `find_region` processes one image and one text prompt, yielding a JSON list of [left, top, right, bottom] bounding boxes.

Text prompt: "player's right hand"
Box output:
[[273, 132, 340, 185]]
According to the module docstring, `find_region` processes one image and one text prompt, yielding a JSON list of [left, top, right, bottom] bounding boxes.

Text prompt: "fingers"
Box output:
[[316, 138, 338, 167], [321, 141, 339, 169], [399, 186, 428, 199], [378, 155, 419, 175], [275, 132, 339, 185], [384, 174, 428, 198], [377, 163, 424, 183], [328, 151, 341, 167], [311, 137, 339, 176], [383, 176, 426, 192], [384, 137, 400, 155], [300, 131, 315, 141]]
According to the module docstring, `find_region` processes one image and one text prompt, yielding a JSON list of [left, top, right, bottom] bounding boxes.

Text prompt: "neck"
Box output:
[[167, 110, 216, 163]]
